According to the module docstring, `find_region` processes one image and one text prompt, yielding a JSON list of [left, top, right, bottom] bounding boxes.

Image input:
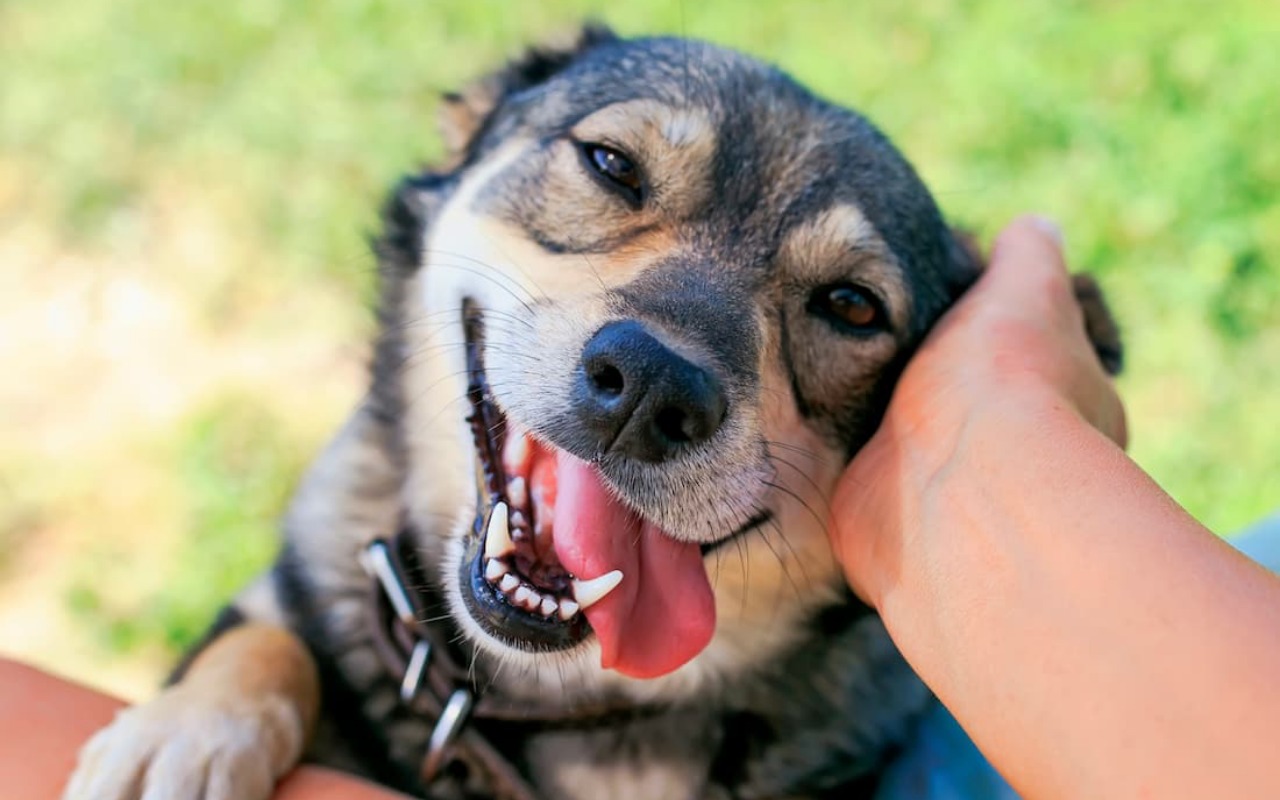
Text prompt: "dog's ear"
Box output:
[[951, 228, 1123, 376], [438, 24, 618, 161], [1070, 273, 1124, 375], [948, 228, 985, 286]]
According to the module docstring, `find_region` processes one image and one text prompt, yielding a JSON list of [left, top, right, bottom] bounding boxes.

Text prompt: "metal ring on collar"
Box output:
[[422, 687, 476, 781]]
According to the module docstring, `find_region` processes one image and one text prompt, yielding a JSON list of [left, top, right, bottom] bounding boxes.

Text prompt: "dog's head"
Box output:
[[381, 28, 980, 698]]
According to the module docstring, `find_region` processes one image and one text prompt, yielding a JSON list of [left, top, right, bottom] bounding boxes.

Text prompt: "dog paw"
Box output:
[[63, 686, 304, 800]]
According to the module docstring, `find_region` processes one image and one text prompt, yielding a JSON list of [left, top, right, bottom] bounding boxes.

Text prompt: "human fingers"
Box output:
[[989, 216, 1128, 446], [981, 214, 1080, 327]]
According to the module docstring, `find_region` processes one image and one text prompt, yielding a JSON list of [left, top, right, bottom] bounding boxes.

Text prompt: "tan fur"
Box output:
[[184, 624, 320, 734], [438, 91, 490, 159], [777, 203, 912, 335], [571, 100, 718, 215]]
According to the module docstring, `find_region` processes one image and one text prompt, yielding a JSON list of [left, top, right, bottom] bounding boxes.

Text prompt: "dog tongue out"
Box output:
[[550, 451, 715, 678]]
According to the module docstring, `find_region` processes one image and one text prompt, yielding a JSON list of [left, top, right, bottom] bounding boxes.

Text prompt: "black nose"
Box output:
[[574, 321, 728, 463]]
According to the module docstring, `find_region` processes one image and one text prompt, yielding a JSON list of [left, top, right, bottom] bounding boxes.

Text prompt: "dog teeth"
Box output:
[[571, 570, 623, 610], [531, 483, 549, 521], [484, 501, 514, 559], [489, 569, 581, 621], [504, 429, 532, 476], [533, 507, 553, 539], [479, 507, 590, 621], [484, 559, 508, 582], [507, 477, 527, 510], [513, 585, 541, 611], [557, 599, 579, 621]]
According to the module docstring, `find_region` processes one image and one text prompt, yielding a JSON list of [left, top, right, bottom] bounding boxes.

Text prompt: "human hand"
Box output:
[[829, 215, 1126, 606]]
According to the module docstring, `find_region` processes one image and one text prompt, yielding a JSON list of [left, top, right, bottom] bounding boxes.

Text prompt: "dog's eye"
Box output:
[[808, 283, 886, 333], [580, 142, 643, 203]]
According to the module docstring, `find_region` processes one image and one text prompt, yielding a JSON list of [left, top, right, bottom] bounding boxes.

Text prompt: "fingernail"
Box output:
[[1028, 215, 1064, 248]]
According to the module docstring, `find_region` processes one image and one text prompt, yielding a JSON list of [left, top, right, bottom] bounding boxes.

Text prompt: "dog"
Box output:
[[65, 26, 1122, 800]]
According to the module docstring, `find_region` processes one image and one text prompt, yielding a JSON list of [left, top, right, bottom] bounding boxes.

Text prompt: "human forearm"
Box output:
[[876, 395, 1280, 799]]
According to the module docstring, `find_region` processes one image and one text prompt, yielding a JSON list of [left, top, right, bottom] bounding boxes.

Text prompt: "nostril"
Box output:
[[655, 406, 691, 444], [589, 363, 625, 396], [575, 320, 729, 462]]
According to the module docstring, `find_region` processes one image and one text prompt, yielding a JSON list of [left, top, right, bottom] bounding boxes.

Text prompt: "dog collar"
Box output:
[[364, 532, 541, 800], [364, 529, 665, 800]]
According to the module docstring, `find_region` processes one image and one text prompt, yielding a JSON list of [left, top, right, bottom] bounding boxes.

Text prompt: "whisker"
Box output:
[[765, 452, 832, 518], [762, 439, 828, 464], [764, 479, 830, 538]]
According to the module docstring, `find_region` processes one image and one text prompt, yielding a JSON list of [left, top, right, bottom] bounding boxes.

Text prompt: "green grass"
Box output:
[[67, 394, 308, 654], [2, 0, 1278, 671]]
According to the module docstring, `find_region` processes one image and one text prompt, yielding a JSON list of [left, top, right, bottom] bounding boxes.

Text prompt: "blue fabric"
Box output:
[[1230, 512, 1280, 572], [875, 702, 1018, 800], [873, 510, 1280, 800]]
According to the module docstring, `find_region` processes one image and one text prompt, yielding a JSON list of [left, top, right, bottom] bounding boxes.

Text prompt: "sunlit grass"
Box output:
[[67, 394, 307, 654], [1, 0, 1277, 695]]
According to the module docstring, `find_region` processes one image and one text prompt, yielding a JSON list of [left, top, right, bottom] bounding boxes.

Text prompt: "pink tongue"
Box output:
[[551, 450, 715, 678]]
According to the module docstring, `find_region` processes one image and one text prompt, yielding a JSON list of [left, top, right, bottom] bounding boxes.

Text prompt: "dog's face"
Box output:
[[391, 30, 977, 698]]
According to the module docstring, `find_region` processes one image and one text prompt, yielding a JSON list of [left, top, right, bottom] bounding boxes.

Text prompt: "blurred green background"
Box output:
[[1, 0, 1277, 698]]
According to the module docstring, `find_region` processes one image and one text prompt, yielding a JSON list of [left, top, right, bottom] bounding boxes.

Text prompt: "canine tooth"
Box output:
[[507, 477, 528, 510], [499, 574, 520, 593], [571, 570, 623, 610], [513, 585, 534, 608], [484, 559, 508, 582], [539, 597, 558, 617], [557, 599, 579, 621], [484, 501, 514, 559]]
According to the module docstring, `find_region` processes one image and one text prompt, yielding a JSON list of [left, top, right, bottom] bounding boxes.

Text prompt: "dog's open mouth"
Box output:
[[457, 300, 719, 679], [457, 301, 588, 650]]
